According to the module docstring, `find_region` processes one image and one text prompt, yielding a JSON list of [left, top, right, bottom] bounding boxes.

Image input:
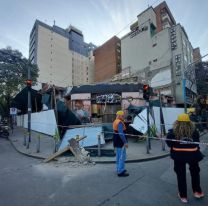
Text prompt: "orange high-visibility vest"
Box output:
[[113, 119, 126, 131]]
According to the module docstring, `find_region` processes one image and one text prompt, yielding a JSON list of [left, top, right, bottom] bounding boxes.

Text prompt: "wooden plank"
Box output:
[[43, 136, 87, 163], [43, 146, 72, 163], [74, 135, 87, 142], [69, 146, 79, 159]]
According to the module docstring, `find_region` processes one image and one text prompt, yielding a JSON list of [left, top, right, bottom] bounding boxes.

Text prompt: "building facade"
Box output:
[[193, 47, 202, 63], [154, 1, 176, 32], [121, 2, 196, 104], [29, 20, 96, 88], [93, 36, 121, 82]]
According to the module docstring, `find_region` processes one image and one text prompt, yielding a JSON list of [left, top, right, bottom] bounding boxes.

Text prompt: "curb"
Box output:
[[8, 136, 170, 164], [8, 137, 46, 160], [93, 153, 170, 164]]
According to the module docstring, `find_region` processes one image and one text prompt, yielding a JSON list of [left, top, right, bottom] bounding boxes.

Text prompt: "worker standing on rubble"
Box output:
[[166, 113, 204, 203], [113, 110, 129, 177]]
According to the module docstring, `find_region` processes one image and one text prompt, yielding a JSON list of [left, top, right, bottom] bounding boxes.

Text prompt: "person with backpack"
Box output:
[[166, 113, 204, 203]]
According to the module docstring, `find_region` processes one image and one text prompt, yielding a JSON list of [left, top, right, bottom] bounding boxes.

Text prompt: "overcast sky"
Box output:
[[0, 0, 208, 60]]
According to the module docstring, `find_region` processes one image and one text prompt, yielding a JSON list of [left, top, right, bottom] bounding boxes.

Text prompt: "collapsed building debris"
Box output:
[[43, 136, 94, 165]]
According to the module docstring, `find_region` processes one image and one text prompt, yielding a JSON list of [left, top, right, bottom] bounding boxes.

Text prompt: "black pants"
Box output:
[[174, 160, 202, 198]]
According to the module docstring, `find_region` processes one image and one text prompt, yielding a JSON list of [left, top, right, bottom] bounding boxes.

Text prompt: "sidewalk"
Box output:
[[8, 127, 208, 163]]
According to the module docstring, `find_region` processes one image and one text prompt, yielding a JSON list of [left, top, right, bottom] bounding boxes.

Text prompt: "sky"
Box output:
[[0, 0, 208, 60]]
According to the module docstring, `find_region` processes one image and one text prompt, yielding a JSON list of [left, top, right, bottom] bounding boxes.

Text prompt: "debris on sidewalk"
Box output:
[[68, 138, 92, 163], [43, 135, 94, 165]]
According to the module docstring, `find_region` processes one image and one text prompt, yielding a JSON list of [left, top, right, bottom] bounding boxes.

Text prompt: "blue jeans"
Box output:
[[116, 147, 126, 174]]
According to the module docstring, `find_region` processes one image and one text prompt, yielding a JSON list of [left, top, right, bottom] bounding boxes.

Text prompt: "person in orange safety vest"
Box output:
[[113, 110, 129, 177], [166, 113, 204, 203]]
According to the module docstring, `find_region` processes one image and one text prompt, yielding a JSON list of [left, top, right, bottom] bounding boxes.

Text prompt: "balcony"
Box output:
[[161, 12, 171, 23]]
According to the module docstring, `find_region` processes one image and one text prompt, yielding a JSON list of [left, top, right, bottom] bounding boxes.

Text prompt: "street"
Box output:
[[0, 138, 207, 206]]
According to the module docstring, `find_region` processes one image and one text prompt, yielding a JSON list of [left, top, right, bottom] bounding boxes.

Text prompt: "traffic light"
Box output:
[[143, 84, 150, 100], [26, 79, 32, 87]]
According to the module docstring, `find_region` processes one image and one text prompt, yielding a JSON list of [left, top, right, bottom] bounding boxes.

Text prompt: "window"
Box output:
[[150, 23, 157, 37]]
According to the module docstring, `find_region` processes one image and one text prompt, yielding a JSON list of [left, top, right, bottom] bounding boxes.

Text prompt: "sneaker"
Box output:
[[178, 193, 188, 203], [118, 171, 129, 177], [193, 192, 205, 198]]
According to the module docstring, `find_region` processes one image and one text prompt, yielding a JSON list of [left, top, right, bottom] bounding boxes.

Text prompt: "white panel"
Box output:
[[130, 107, 184, 135], [130, 109, 154, 134], [71, 93, 91, 100], [153, 107, 184, 132], [59, 126, 105, 150], [122, 92, 140, 98], [17, 110, 57, 136], [151, 69, 172, 87]]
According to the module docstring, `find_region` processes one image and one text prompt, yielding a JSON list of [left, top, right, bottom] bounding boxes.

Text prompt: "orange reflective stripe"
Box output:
[[172, 147, 198, 152]]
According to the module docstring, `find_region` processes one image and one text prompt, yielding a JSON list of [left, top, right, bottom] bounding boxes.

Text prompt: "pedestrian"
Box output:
[[166, 113, 204, 203], [187, 107, 203, 132], [113, 110, 129, 177]]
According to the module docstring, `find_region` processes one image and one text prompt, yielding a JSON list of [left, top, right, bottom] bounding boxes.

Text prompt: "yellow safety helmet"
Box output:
[[187, 108, 195, 113], [177, 113, 190, 122], [116, 110, 124, 116]]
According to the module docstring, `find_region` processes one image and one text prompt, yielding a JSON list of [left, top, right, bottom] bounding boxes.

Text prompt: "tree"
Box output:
[[0, 47, 39, 118], [195, 62, 208, 95]]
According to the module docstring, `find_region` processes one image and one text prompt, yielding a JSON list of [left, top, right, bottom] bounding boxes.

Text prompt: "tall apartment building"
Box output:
[[93, 36, 121, 82], [154, 1, 176, 32], [29, 20, 96, 88], [121, 1, 196, 104]]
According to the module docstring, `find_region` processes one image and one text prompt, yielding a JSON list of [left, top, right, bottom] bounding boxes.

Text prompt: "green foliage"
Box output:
[[0, 47, 39, 117], [53, 128, 60, 142], [149, 124, 157, 137]]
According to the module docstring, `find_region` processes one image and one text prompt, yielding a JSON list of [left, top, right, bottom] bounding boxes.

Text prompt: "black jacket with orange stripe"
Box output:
[[166, 129, 203, 162]]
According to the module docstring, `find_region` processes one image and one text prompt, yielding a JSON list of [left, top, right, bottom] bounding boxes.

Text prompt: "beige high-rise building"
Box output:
[[29, 20, 96, 88]]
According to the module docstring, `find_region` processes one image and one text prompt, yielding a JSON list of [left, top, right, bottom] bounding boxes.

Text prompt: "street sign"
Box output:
[[10, 107, 17, 115]]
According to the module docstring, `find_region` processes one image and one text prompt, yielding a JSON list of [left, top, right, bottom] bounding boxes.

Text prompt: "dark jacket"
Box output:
[[113, 119, 127, 148], [166, 129, 203, 162]]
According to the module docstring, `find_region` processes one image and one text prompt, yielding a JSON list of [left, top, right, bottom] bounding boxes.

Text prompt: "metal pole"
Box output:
[[97, 134, 101, 157], [27, 66, 31, 143], [53, 138, 57, 153], [159, 92, 165, 151], [146, 101, 150, 154], [23, 130, 26, 146], [147, 100, 151, 150], [36, 134, 40, 153]]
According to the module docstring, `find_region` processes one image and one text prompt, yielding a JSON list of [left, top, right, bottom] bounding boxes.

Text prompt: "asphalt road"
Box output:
[[0, 138, 207, 206]]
